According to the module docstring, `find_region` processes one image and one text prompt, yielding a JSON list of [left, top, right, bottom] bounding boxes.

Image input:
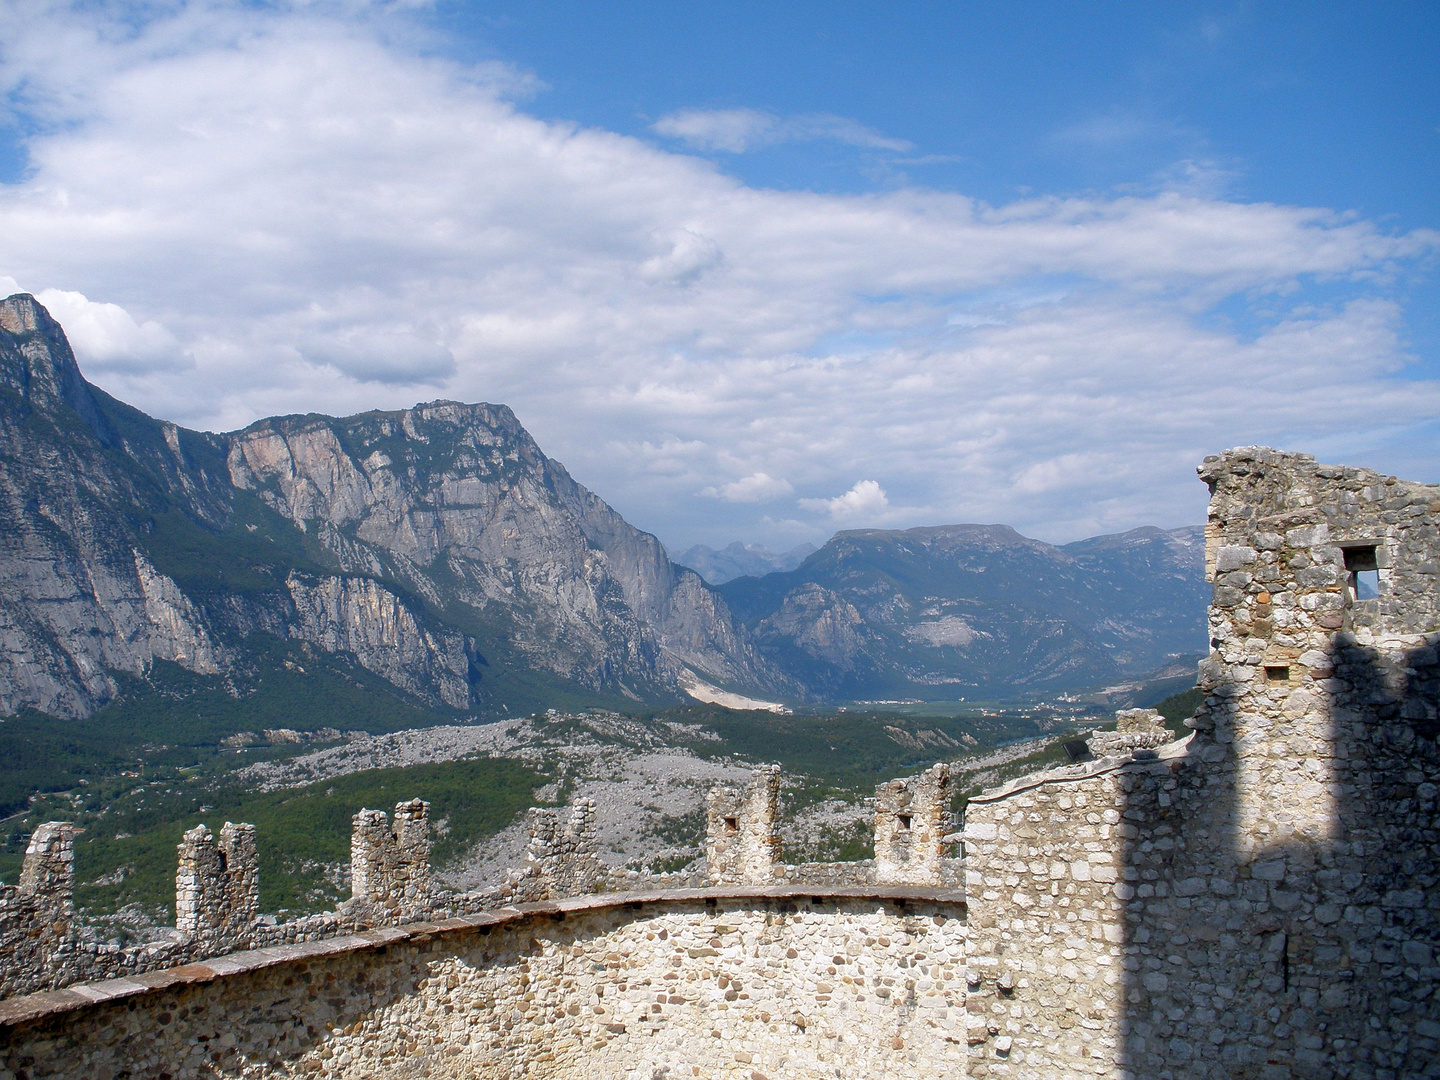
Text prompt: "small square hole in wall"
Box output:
[[723, 816, 738, 833], [1343, 545, 1380, 601], [897, 814, 913, 831], [1264, 665, 1291, 685]]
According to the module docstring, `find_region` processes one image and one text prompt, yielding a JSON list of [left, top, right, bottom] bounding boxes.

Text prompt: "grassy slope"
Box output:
[[0, 643, 465, 820], [69, 757, 541, 918]]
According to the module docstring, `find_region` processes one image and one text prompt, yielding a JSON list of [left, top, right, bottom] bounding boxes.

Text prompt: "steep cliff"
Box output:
[[0, 294, 777, 719]]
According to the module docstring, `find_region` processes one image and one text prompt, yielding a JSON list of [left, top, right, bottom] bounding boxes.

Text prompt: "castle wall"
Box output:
[[502, 798, 608, 902], [350, 799, 432, 922], [960, 761, 1132, 1076], [0, 889, 967, 1080], [0, 823, 79, 999], [1, 445, 1433, 1079], [176, 821, 259, 956], [960, 448, 1440, 1079]]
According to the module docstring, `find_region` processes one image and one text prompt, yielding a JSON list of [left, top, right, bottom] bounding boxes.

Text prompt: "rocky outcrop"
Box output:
[[0, 295, 231, 716], [0, 293, 779, 718], [283, 572, 474, 709]]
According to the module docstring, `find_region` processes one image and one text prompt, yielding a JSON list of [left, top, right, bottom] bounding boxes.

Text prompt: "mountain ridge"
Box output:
[[0, 293, 780, 719], [718, 519, 1206, 701], [675, 541, 817, 585], [1, 292, 1206, 721]]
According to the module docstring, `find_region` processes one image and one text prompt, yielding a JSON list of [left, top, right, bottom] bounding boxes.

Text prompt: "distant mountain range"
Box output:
[[676, 541, 817, 585], [718, 523, 1207, 701], [0, 293, 1206, 722]]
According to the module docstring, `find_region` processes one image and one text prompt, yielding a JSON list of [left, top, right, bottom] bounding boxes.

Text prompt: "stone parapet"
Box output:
[[349, 799, 431, 922], [0, 887, 968, 1080], [1087, 706, 1173, 757], [501, 797, 606, 901], [1, 445, 1432, 1077], [175, 822, 259, 956], [0, 823, 81, 999]]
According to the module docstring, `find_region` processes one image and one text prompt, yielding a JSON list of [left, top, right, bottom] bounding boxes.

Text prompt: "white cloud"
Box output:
[[0, 1, 1435, 552], [33, 288, 190, 373], [800, 480, 890, 520], [701, 472, 794, 503], [652, 108, 912, 153]]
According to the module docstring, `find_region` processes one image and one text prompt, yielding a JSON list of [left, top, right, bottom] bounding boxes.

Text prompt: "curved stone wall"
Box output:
[[0, 887, 967, 1080]]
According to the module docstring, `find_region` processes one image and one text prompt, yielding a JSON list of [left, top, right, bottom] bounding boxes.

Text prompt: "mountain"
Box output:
[[718, 523, 1206, 701], [675, 541, 817, 585], [0, 293, 781, 720]]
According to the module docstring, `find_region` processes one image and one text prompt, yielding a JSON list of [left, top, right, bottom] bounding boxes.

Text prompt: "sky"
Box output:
[[0, 1, 1436, 553]]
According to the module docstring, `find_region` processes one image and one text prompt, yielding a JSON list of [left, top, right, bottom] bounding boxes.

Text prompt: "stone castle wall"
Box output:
[[875, 762, 954, 885], [961, 448, 1440, 1079], [0, 889, 967, 1080], [706, 763, 785, 885]]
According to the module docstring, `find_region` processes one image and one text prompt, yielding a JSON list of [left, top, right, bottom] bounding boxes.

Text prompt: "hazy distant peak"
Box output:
[[678, 540, 817, 584]]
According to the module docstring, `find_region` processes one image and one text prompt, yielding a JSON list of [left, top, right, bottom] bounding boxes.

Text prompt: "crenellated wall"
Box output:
[[501, 797, 608, 901], [0, 889, 968, 1080], [875, 762, 953, 885], [176, 821, 259, 956], [706, 762, 784, 885], [350, 798, 432, 922], [0, 824, 79, 999]]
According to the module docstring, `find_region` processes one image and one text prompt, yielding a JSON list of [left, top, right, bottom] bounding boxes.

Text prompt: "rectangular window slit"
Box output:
[[1342, 545, 1380, 601], [1264, 665, 1290, 684], [897, 814, 913, 831], [723, 816, 738, 833]]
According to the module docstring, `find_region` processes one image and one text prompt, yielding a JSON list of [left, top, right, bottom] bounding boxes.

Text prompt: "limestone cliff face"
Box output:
[[226, 402, 777, 698], [0, 295, 229, 717], [0, 294, 780, 718]]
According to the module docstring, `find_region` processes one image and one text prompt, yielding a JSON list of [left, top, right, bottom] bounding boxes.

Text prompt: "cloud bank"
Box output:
[[1, 1, 1436, 550]]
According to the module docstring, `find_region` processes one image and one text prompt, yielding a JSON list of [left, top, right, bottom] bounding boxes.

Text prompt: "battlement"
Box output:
[[705, 763, 783, 885], [873, 762, 952, 884], [176, 822, 259, 956], [501, 797, 607, 901], [350, 799, 432, 922]]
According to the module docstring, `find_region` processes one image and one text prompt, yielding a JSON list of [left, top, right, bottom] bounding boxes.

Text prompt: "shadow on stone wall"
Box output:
[[1118, 637, 1439, 1079]]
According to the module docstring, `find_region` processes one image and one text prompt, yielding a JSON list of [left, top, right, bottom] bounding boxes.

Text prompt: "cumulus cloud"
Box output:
[[652, 108, 912, 153], [701, 472, 794, 503], [800, 480, 890, 520], [33, 288, 191, 373], [0, 1, 1435, 551]]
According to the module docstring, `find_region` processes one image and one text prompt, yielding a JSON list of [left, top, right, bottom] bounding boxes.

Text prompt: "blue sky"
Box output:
[[435, 3, 1437, 220], [0, 1, 1436, 551]]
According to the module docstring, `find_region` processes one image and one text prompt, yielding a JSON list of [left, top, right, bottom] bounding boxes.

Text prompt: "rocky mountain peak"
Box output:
[[0, 293, 109, 440]]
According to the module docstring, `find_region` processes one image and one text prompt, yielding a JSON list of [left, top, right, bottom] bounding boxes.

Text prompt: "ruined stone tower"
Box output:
[[874, 762, 953, 884], [961, 447, 1440, 1078], [706, 765, 783, 885]]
